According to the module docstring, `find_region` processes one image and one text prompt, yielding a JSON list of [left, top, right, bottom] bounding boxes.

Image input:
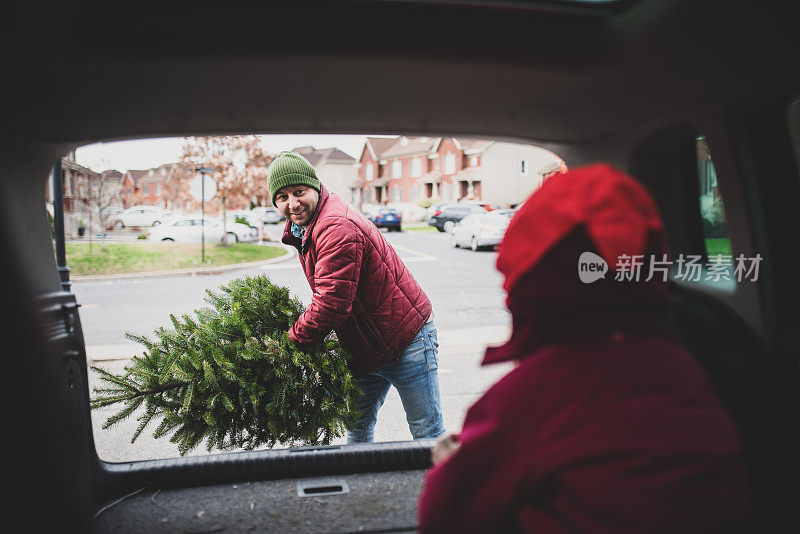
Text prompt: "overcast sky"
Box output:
[[75, 134, 396, 173]]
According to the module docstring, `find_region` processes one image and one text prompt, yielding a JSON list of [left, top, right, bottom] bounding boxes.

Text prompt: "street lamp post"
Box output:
[[192, 166, 215, 263]]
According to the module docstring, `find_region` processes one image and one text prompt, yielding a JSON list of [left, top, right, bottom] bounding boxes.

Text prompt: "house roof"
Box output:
[[61, 157, 99, 178], [293, 146, 356, 168], [364, 136, 399, 160], [417, 171, 441, 184], [382, 136, 441, 158], [127, 162, 187, 185], [449, 166, 484, 181], [456, 139, 494, 154], [100, 170, 125, 184]]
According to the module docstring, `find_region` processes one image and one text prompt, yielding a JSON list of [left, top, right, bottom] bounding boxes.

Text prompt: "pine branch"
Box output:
[[91, 275, 362, 455]]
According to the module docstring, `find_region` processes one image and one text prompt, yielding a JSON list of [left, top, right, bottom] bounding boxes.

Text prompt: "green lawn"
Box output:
[[65, 242, 287, 276], [705, 238, 732, 257]]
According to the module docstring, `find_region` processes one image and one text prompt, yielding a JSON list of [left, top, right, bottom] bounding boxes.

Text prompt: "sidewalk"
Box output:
[[87, 323, 510, 363], [71, 242, 296, 283]]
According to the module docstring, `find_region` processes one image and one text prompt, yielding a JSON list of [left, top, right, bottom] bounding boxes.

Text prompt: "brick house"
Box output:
[[354, 136, 564, 213], [122, 163, 188, 210], [291, 146, 357, 201], [45, 153, 126, 236]]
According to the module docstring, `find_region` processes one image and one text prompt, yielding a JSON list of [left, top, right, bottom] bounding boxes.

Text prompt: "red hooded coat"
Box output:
[[417, 164, 751, 533]]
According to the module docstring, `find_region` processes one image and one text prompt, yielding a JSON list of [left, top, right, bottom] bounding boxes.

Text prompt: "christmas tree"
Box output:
[[90, 275, 362, 455]]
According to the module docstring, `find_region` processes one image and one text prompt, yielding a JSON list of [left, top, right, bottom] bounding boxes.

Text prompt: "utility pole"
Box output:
[[192, 166, 215, 263]]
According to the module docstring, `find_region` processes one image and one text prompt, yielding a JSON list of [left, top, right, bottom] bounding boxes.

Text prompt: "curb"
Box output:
[[71, 243, 296, 283]]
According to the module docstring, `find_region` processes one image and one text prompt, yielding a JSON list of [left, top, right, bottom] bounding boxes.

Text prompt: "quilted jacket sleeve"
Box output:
[[289, 218, 364, 345], [417, 368, 537, 534]]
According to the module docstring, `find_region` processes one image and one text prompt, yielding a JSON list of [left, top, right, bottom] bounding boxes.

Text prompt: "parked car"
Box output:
[[450, 212, 511, 251], [100, 207, 124, 230], [459, 200, 498, 211], [488, 208, 516, 219], [428, 203, 487, 232], [252, 206, 285, 224], [366, 207, 402, 231], [119, 205, 170, 227], [224, 210, 263, 231], [221, 219, 259, 242], [147, 216, 253, 243]]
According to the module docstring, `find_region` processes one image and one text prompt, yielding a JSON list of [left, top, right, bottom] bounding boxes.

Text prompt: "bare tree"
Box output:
[[179, 136, 273, 244]]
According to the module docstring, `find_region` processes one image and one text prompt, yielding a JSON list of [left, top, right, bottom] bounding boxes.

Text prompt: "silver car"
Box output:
[[450, 212, 510, 251]]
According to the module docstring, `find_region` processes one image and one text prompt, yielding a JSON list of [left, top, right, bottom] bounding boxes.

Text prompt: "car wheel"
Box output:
[[470, 236, 480, 251], [443, 221, 455, 233], [226, 232, 238, 244], [435, 226, 445, 232], [113, 221, 124, 230], [450, 233, 459, 248], [152, 220, 161, 226], [161, 238, 174, 243]]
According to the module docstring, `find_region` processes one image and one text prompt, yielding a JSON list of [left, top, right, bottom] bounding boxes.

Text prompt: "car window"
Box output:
[[66, 134, 566, 463], [482, 215, 509, 226], [696, 136, 731, 259]]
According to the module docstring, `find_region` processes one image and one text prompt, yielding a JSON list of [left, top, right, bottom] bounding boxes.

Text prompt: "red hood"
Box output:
[[484, 163, 669, 365]]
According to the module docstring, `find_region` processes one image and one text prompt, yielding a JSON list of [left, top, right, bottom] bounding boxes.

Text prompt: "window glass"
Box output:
[[444, 153, 456, 174], [696, 136, 731, 258], [61, 134, 564, 462]]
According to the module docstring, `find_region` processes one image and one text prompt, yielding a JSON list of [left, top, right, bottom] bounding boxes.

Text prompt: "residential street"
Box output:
[[77, 228, 514, 461]]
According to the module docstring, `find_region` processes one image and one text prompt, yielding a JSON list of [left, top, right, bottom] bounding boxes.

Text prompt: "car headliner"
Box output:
[[5, 0, 799, 156]]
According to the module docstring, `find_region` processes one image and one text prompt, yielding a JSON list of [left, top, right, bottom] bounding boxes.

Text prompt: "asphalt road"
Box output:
[[76, 228, 514, 461]]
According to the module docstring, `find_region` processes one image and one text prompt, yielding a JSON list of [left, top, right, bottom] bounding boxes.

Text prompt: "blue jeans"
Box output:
[[347, 321, 445, 443]]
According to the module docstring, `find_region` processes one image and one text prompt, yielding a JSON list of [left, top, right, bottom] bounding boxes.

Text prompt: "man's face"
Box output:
[[274, 185, 320, 227]]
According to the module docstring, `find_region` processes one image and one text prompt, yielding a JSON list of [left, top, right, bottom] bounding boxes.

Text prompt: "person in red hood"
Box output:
[[417, 163, 751, 533]]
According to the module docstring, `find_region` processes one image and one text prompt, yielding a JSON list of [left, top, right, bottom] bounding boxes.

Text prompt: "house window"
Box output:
[[470, 155, 478, 167], [155, 184, 161, 195], [520, 158, 529, 176], [365, 163, 374, 181], [410, 158, 422, 177], [391, 185, 403, 202], [444, 153, 456, 175], [391, 160, 402, 179]]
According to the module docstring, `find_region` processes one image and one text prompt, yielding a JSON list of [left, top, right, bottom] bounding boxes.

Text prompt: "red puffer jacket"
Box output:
[[282, 186, 432, 377]]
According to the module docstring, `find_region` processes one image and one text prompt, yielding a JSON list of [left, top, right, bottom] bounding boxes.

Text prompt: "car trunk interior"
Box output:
[[2, 0, 799, 532]]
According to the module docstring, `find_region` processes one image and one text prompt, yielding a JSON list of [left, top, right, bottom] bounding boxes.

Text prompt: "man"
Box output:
[[268, 151, 445, 443]]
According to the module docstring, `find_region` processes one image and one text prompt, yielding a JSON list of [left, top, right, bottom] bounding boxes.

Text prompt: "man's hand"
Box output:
[[431, 433, 461, 466], [287, 330, 315, 352]]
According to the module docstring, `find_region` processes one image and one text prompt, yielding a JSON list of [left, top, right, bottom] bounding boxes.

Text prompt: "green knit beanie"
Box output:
[[267, 151, 321, 205]]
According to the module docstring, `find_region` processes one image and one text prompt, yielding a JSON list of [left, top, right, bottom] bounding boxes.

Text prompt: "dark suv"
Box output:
[[428, 204, 486, 232]]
